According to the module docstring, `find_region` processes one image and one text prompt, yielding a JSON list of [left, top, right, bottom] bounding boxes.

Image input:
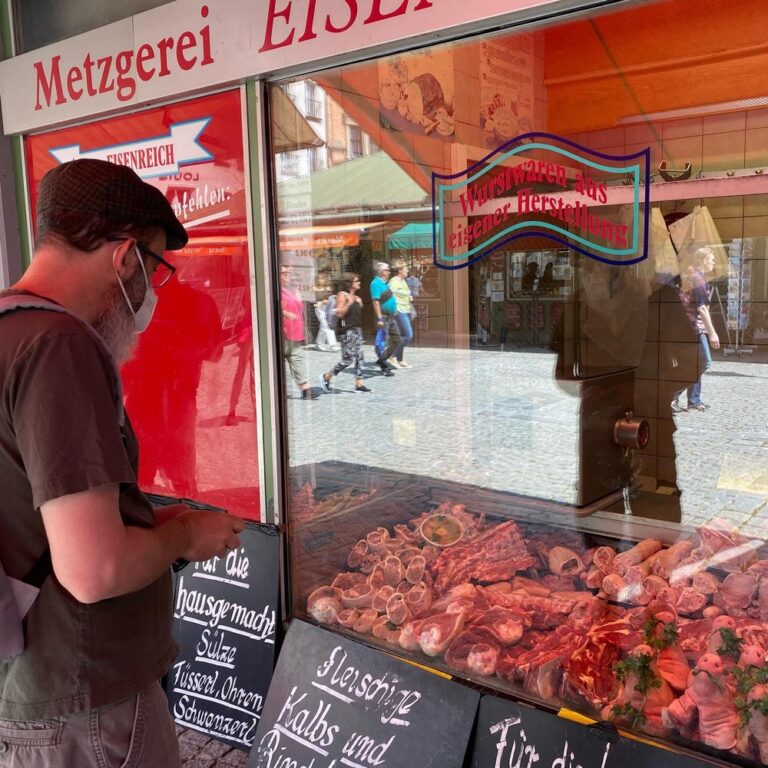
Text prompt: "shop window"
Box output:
[[269, 0, 768, 761], [12, 0, 171, 53]]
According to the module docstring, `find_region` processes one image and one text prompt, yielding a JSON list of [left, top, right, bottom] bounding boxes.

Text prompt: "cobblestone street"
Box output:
[[178, 726, 248, 767], [286, 341, 768, 537]]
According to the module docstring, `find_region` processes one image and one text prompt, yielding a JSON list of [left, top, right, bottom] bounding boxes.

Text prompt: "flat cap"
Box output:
[[37, 158, 188, 250]]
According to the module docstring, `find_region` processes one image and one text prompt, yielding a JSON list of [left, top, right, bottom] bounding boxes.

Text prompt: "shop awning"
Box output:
[[270, 87, 324, 153], [279, 222, 389, 251], [277, 152, 428, 213], [387, 221, 435, 251]]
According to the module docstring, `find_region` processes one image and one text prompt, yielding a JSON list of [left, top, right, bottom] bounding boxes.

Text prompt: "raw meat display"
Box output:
[[300, 504, 768, 764]]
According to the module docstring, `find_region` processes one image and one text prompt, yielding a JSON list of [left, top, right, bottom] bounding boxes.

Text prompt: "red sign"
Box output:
[[505, 302, 522, 330], [25, 89, 261, 520]]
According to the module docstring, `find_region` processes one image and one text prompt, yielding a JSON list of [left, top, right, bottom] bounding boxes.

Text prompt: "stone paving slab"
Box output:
[[178, 727, 248, 767], [287, 342, 768, 534]]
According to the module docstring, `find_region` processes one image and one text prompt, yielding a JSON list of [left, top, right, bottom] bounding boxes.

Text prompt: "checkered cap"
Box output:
[[37, 158, 188, 250]]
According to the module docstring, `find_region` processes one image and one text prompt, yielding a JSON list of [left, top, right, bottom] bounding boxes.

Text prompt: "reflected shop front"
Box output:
[[2, 0, 768, 763]]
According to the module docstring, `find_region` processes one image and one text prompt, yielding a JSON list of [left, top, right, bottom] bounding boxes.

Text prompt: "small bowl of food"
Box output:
[[420, 513, 464, 547]]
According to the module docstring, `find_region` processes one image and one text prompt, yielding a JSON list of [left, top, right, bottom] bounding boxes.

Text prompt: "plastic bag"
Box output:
[[374, 327, 387, 357]]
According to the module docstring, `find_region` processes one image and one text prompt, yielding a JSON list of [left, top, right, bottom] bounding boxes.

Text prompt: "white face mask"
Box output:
[[113, 246, 158, 334]]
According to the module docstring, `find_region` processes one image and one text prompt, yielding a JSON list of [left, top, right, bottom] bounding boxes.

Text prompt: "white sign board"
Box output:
[[0, 0, 585, 134]]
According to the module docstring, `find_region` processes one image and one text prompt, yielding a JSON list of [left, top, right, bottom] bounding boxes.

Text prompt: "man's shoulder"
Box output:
[[0, 301, 102, 370], [0, 293, 83, 333]]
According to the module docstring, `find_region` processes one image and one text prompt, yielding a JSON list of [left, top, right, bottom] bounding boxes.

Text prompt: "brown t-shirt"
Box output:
[[0, 296, 178, 719]]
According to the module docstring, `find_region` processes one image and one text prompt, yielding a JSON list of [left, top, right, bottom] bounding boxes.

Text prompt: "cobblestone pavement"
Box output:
[[286, 340, 768, 537], [178, 725, 248, 767]]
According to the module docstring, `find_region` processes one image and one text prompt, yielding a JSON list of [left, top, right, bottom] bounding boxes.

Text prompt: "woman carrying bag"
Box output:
[[319, 274, 372, 393]]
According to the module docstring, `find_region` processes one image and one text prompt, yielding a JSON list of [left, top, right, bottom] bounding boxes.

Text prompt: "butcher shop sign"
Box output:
[[431, 133, 650, 270], [0, 0, 583, 135]]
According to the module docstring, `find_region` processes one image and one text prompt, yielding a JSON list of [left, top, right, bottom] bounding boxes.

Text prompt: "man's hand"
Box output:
[[710, 332, 720, 350], [175, 510, 246, 561], [42, 485, 247, 603], [153, 503, 189, 525]]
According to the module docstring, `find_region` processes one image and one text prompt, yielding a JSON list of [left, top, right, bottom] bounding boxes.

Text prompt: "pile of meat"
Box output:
[[305, 505, 768, 764]]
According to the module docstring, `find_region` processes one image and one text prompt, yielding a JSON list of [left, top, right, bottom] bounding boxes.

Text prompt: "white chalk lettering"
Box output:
[[277, 686, 339, 749], [489, 719, 539, 768], [315, 647, 422, 726]]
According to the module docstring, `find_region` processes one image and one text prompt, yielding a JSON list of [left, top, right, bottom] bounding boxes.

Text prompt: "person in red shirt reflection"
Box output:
[[280, 264, 318, 400], [123, 274, 224, 497]]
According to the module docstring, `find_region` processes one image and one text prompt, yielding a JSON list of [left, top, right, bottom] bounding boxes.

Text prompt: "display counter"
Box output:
[[288, 461, 768, 767]]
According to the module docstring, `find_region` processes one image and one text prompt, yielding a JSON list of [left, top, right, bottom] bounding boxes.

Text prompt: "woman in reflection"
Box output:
[[539, 262, 556, 294], [319, 274, 371, 393], [387, 259, 414, 368], [522, 261, 539, 291]]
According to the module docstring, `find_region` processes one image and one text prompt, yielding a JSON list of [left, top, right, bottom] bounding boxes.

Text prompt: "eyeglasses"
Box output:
[[106, 236, 177, 288]]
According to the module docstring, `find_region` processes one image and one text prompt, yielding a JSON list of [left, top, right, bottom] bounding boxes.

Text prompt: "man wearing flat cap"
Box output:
[[0, 159, 245, 766]]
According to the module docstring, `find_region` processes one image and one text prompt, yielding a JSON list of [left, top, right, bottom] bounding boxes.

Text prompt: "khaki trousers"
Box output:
[[0, 682, 180, 768]]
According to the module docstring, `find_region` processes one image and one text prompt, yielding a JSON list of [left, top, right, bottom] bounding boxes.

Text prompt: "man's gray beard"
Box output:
[[92, 270, 145, 364]]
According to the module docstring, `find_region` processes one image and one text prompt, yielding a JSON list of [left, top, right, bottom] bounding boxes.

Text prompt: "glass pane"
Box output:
[[25, 90, 260, 519], [270, 0, 768, 761]]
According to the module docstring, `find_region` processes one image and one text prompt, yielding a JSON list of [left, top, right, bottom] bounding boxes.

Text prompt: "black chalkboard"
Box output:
[[248, 620, 480, 768], [165, 521, 280, 751], [470, 694, 714, 768]]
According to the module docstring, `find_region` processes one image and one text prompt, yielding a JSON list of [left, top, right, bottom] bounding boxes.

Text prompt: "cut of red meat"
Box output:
[[418, 609, 466, 656], [445, 626, 503, 673], [561, 619, 631, 708], [472, 605, 530, 644], [430, 521, 537, 594], [676, 587, 709, 616]]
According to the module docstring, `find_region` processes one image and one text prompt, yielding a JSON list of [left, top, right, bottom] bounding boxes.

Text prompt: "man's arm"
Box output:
[[41, 484, 245, 604], [698, 304, 720, 349]]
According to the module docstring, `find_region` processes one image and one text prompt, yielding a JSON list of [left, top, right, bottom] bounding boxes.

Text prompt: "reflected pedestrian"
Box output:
[[319, 274, 371, 393], [313, 294, 340, 352], [672, 247, 720, 413], [539, 262, 556, 294], [522, 261, 539, 291], [388, 259, 414, 368], [370, 261, 399, 377], [280, 264, 318, 400]]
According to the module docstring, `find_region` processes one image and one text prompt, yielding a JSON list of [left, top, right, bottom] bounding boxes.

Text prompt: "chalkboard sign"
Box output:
[[248, 620, 479, 768], [165, 521, 280, 751], [470, 694, 713, 768]]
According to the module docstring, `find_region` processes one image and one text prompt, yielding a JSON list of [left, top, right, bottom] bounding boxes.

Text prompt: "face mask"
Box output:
[[113, 246, 158, 334]]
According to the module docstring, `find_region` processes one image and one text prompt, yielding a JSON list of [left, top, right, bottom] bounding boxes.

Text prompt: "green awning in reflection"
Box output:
[[387, 221, 436, 251], [277, 152, 428, 212]]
